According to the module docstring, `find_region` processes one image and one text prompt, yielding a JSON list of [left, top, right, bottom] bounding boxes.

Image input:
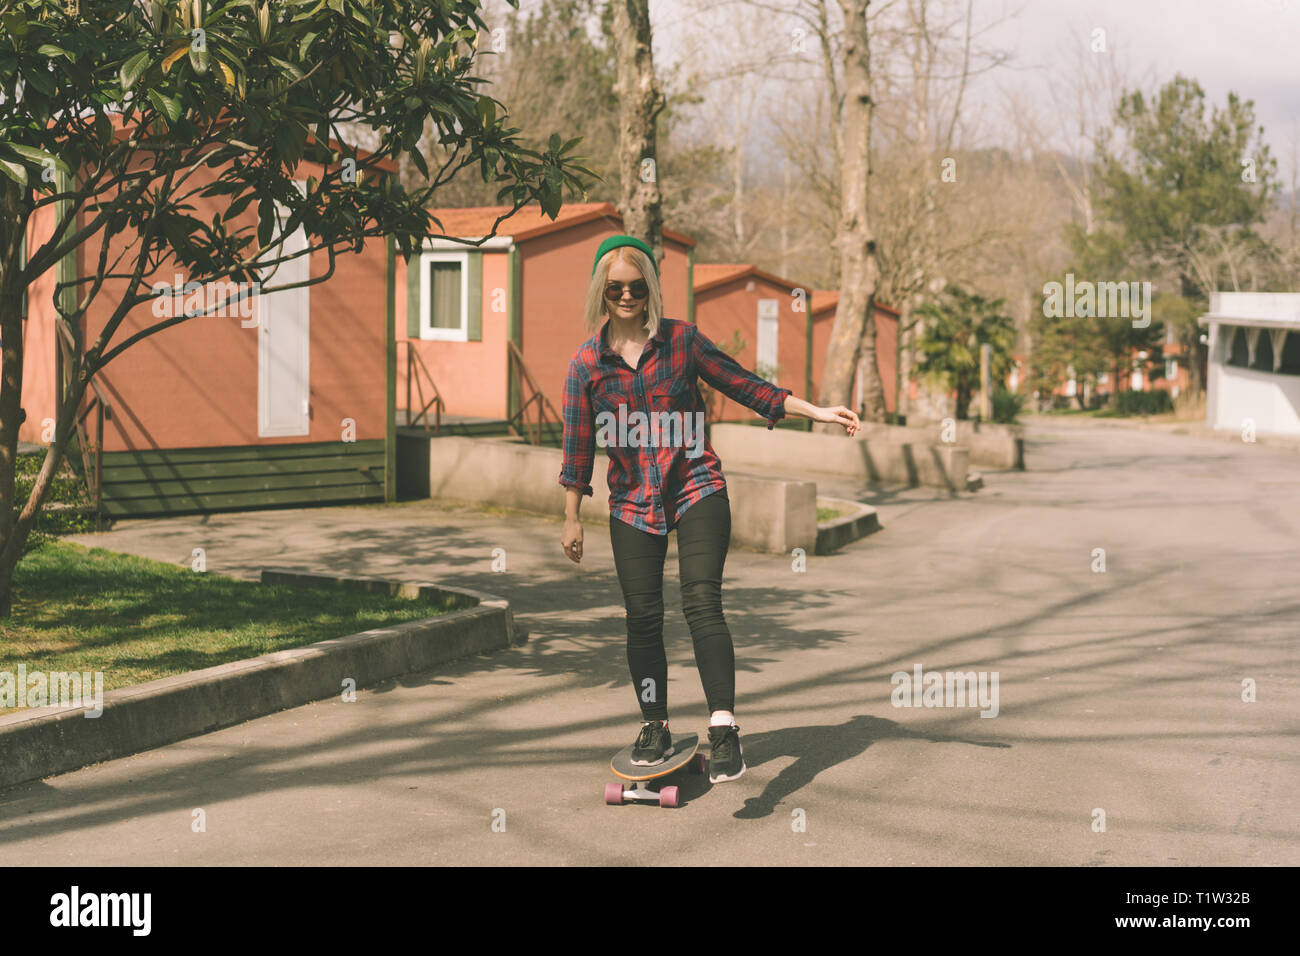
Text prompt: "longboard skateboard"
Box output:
[[605, 733, 706, 808]]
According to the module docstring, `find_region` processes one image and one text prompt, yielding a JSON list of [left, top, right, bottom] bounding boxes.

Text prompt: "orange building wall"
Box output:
[[399, 249, 511, 421], [18, 206, 61, 445], [397, 220, 692, 423], [694, 277, 811, 423], [521, 219, 692, 420], [874, 308, 898, 414], [62, 164, 388, 453], [810, 306, 898, 416]]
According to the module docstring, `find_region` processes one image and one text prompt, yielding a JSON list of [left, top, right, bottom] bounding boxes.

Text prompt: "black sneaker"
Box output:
[[708, 723, 745, 782], [630, 719, 674, 766]]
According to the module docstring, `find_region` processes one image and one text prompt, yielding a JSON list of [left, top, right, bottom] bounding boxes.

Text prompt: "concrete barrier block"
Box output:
[[901, 418, 1025, 469], [723, 473, 818, 553], [424, 436, 820, 553], [709, 424, 968, 490]]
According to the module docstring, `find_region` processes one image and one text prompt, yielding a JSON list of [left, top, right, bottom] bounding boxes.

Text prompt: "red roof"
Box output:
[[811, 290, 899, 318], [697, 275, 900, 320], [811, 290, 839, 314], [693, 264, 753, 288], [693, 262, 811, 294], [424, 201, 695, 246]]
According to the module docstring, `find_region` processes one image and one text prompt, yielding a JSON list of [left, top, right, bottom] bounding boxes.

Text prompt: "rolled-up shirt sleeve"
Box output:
[[692, 325, 793, 429], [559, 357, 595, 496]]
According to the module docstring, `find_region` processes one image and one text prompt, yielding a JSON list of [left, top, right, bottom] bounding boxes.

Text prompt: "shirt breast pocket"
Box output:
[[649, 376, 690, 414], [593, 380, 630, 416]]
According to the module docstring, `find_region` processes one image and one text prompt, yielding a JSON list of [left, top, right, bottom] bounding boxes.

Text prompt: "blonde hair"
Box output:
[[584, 246, 663, 338]]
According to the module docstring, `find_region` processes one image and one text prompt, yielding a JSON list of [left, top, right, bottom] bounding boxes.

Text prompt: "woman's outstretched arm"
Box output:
[[782, 395, 861, 436], [692, 325, 860, 435]]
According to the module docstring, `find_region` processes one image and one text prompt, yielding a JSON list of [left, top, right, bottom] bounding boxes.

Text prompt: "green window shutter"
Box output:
[[406, 252, 421, 338], [467, 252, 482, 342]]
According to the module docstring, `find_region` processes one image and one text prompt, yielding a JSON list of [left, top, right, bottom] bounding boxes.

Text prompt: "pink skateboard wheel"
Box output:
[[659, 786, 679, 808], [605, 783, 625, 805]]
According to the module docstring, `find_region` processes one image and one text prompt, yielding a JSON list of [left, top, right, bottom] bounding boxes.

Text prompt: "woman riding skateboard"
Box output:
[[558, 235, 860, 783]]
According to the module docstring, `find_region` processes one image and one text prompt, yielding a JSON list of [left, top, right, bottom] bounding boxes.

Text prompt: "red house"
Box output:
[[692, 264, 811, 424], [20, 139, 398, 516], [400, 202, 696, 438], [810, 290, 900, 417], [689, 268, 900, 424]]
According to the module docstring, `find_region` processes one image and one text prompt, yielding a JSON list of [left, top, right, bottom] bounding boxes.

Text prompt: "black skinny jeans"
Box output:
[[608, 488, 734, 721]]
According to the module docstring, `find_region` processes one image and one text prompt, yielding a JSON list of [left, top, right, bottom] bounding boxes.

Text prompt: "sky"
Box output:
[[637, 0, 1300, 174], [981, 0, 1300, 161]]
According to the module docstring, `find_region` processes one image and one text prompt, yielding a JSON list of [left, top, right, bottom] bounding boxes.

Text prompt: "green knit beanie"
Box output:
[[592, 234, 658, 276]]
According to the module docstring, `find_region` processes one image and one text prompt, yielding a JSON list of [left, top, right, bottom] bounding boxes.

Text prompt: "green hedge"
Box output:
[[1115, 390, 1174, 416]]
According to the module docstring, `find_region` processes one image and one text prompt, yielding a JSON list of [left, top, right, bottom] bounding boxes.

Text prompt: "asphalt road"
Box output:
[[2, 419, 1296, 865]]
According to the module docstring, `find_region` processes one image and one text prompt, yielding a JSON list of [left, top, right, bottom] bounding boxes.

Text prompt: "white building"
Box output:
[[1199, 292, 1300, 437]]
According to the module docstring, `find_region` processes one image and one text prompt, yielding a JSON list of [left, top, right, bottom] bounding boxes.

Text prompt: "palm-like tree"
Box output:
[[914, 285, 1017, 420]]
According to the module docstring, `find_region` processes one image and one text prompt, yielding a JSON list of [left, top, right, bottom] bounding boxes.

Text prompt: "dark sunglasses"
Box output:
[[603, 280, 649, 302]]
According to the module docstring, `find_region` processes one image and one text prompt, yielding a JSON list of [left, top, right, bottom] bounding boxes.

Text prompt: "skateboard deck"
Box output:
[[606, 733, 705, 808]]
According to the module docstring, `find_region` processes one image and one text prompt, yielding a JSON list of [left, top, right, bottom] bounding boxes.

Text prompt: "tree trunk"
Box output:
[[612, 0, 665, 268], [956, 380, 970, 420], [1, 209, 28, 618], [819, 0, 884, 428], [1186, 332, 1204, 396], [0, 324, 87, 619], [0, 186, 91, 618]]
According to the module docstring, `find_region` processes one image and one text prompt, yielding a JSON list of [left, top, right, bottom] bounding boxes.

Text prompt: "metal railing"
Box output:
[[506, 341, 562, 445], [401, 340, 446, 434]]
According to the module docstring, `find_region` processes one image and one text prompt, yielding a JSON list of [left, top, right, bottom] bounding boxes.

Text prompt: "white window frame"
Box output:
[[420, 250, 469, 341]]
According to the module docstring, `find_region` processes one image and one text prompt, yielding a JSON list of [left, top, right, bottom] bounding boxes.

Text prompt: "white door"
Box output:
[[257, 208, 311, 437], [757, 299, 779, 382]]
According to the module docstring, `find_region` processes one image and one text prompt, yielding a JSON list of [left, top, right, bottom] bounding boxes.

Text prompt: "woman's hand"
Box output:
[[812, 404, 861, 436], [561, 518, 584, 563], [785, 395, 862, 436]]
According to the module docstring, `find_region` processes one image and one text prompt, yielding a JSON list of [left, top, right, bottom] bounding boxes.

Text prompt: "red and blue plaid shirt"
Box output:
[[559, 317, 793, 535]]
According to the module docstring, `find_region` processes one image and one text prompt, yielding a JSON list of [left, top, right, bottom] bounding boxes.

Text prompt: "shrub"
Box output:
[[992, 387, 1026, 423], [1115, 390, 1174, 415]]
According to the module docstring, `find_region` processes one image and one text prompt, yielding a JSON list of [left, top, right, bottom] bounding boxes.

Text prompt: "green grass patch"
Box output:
[[1, 540, 462, 693], [817, 506, 844, 523]]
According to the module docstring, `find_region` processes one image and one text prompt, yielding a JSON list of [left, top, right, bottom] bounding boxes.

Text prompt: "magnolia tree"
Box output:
[[0, 0, 592, 616]]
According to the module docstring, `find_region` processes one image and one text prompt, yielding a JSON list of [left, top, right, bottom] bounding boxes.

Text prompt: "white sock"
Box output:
[[709, 710, 735, 727]]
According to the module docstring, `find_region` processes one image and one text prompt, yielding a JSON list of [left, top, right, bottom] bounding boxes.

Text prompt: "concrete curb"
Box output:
[[0, 570, 518, 791], [814, 497, 881, 554]]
